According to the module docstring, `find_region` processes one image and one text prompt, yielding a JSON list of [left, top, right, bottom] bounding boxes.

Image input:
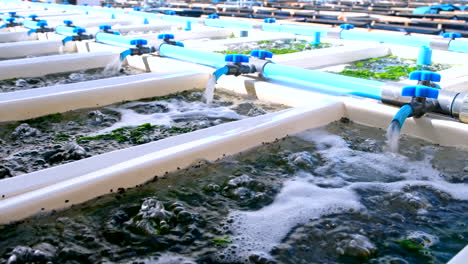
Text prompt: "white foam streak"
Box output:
[[224, 128, 468, 261], [95, 99, 244, 135], [226, 172, 363, 261]]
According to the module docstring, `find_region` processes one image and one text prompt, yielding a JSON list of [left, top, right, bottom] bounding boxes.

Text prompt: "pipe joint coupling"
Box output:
[[429, 37, 451, 51], [452, 92, 468, 123]]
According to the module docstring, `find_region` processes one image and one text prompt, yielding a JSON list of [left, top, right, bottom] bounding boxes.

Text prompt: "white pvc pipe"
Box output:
[[0, 72, 210, 122], [0, 31, 30, 43], [0, 51, 119, 80], [0, 39, 62, 59]]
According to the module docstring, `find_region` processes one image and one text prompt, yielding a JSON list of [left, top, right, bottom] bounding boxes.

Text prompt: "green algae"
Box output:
[[396, 239, 425, 253], [337, 56, 450, 81], [216, 39, 333, 56], [212, 236, 232, 245]]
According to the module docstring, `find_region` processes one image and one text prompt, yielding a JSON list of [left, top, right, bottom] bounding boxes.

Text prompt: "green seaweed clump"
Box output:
[[212, 236, 232, 245], [338, 56, 419, 80], [396, 239, 425, 253], [215, 40, 332, 56]]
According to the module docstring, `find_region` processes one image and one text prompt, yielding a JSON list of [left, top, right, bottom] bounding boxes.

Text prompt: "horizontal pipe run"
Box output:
[[158, 43, 226, 68], [262, 63, 385, 100], [95, 32, 142, 49], [449, 39, 468, 53]]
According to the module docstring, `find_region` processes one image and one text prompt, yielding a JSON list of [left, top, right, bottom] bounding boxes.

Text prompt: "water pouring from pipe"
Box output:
[[386, 71, 441, 152]]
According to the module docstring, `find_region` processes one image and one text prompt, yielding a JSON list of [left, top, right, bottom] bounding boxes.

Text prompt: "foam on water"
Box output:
[[95, 98, 245, 134], [223, 173, 363, 262], [222, 128, 468, 262]]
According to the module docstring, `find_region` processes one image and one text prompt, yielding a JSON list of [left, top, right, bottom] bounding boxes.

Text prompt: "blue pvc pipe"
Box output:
[[55, 25, 85, 36], [392, 104, 413, 129], [23, 19, 46, 29], [95, 32, 144, 48], [262, 63, 384, 99], [417, 46, 432, 66], [449, 39, 468, 53], [158, 44, 226, 68]]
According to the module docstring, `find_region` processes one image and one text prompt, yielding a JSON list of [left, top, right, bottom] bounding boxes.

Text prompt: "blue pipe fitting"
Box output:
[[402, 85, 439, 99], [99, 25, 112, 31], [208, 14, 219, 19], [340, 24, 355, 30], [158, 33, 174, 40], [99, 25, 120, 35], [165, 10, 176, 15], [105, 4, 112, 8], [225, 54, 249, 63], [399, 84, 440, 119], [63, 20, 74, 27], [157, 34, 184, 47], [62, 1, 69, 5], [143, 18, 149, 24], [416, 46, 432, 66], [134, 7, 141, 11], [185, 21, 191, 31], [250, 50, 273, 60], [29, 14, 39, 21], [25, 19, 52, 34], [311, 31, 321, 45], [443, 32, 462, 40], [1, 17, 21, 28], [264, 18, 276, 23], [223, 54, 254, 76], [82, 3, 89, 6], [409, 71, 441, 82]]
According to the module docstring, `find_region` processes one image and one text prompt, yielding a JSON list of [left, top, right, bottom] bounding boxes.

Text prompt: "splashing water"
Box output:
[[104, 56, 122, 74], [386, 120, 401, 153], [204, 74, 217, 105]]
